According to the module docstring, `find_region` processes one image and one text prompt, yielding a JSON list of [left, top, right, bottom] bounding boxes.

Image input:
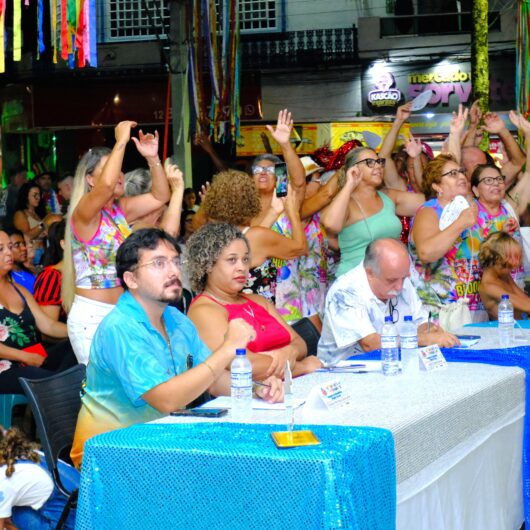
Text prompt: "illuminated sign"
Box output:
[[366, 70, 403, 110]]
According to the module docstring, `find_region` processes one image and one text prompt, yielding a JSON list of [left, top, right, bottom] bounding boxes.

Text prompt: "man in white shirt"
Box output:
[[317, 239, 459, 365]]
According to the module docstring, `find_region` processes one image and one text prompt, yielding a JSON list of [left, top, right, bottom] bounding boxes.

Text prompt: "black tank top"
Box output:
[[0, 282, 39, 349]]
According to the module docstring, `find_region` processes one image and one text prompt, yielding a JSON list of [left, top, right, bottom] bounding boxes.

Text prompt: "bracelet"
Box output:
[[148, 160, 161, 168], [202, 360, 216, 379]]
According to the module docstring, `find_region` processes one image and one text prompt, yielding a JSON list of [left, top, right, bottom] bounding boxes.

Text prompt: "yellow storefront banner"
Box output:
[[237, 122, 409, 156]]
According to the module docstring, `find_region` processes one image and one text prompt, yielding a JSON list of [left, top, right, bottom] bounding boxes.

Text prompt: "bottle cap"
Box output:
[[384, 316, 392, 322], [235, 348, 246, 355], [501, 294, 509, 300], [404, 315, 412, 322]]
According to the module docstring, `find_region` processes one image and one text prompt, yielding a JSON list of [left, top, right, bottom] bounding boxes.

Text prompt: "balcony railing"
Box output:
[[380, 11, 501, 37], [241, 27, 358, 69]]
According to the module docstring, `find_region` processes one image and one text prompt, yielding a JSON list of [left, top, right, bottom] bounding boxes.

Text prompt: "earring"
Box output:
[[437, 190, 443, 198]]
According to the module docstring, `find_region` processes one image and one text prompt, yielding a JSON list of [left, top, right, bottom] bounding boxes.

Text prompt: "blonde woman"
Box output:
[[63, 121, 170, 364]]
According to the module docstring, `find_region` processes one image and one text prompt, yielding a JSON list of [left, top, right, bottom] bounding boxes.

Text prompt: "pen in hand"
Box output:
[[252, 380, 271, 389]]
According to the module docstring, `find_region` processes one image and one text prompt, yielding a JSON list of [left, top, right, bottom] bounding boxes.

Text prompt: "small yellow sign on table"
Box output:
[[271, 430, 321, 449]]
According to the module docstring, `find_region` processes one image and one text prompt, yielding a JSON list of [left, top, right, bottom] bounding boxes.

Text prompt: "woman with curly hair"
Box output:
[[0, 426, 77, 529], [202, 169, 307, 304], [186, 223, 321, 378], [478, 232, 530, 320]]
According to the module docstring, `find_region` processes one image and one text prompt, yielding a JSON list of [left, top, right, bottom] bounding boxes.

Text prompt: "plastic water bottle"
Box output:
[[381, 316, 400, 376], [498, 294, 514, 348], [400, 316, 418, 374], [231, 348, 253, 420]]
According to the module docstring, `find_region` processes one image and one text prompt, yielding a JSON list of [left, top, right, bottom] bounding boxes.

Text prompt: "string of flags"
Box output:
[[0, 0, 97, 73]]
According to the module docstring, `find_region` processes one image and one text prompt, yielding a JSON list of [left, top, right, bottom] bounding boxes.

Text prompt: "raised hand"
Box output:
[[132, 130, 160, 159], [404, 135, 422, 158], [194, 130, 214, 153], [198, 181, 210, 203], [482, 112, 506, 135], [344, 165, 363, 192], [509, 110, 530, 136], [396, 102, 412, 122], [449, 104, 469, 138], [166, 163, 184, 193], [469, 100, 482, 126], [265, 109, 293, 146], [114, 120, 137, 144]]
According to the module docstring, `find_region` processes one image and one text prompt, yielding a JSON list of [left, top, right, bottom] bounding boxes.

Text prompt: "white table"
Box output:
[[156, 330, 526, 530]]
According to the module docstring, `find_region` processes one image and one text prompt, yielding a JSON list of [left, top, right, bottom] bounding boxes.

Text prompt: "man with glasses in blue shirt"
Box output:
[[317, 238, 459, 365], [71, 228, 283, 467]]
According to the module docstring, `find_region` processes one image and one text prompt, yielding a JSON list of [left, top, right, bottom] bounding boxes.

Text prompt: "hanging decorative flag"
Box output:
[[0, 0, 97, 71], [189, 0, 242, 142], [517, 0, 530, 117]]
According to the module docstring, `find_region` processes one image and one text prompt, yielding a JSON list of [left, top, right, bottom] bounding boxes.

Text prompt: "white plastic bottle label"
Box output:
[[381, 336, 398, 349], [498, 310, 513, 325], [231, 372, 252, 388], [401, 336, 418, 349]]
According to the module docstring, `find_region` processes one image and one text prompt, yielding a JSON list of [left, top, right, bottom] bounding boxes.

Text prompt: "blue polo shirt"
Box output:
[[71, 291, 211, 467]]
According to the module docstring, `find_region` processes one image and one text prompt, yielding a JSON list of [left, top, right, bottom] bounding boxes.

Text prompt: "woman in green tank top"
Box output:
[[320, 147, 425, 276]]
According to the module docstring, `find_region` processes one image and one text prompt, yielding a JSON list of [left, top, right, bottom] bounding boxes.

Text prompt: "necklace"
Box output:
[[243, 305, 255, 319], [161, 319, 177, 376], [204, 290, 240, 306]]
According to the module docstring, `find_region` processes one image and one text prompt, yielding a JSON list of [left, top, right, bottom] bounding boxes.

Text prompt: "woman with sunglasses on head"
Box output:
[[62, 121, 170, 365], [320, 147, 425, 277]]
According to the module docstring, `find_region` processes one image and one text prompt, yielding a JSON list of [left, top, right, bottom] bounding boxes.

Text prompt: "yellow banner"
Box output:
[[237, 123, 329, 157], [237, 122, 410, 156], [330, 122, 410, 151]]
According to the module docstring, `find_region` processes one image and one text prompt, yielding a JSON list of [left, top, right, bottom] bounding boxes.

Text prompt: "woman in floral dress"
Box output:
[[0, 231, 76, 395]]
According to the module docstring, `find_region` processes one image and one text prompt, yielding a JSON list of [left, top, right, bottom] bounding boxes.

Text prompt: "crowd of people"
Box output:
[[2, 102, 530, 525]]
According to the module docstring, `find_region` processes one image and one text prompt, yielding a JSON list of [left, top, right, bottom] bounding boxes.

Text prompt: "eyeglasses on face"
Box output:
[[478, 175, 505, 186], [251, 165, 275, 175], [441, 168, 466, 178], [133, 256, 181, 271], [353, 158, 386, 169]]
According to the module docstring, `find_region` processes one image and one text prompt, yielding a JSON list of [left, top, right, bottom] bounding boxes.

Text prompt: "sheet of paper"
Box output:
[[202, 396, 305, 411]]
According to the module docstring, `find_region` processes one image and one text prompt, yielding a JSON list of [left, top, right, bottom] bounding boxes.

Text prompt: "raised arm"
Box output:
[[194, 130, 228, 171], [74, 121, 136, 236], [505, 111, 530, 216], [463, 100, 482, 147], [444, 104, 468, 163], [121, 130, 171, 222], [320, 168, 361, 234], [403, 135, 424, 191], [483, 112, 525, 188], [246, 185, 307, 266], [159, 163, 185, 238], [266, 109, 306, 202], [300, 172, 339, 220], [380, 102, 412, 191]]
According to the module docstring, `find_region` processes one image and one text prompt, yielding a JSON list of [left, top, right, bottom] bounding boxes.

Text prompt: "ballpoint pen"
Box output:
[[252, 380, 271, 388], [427, 311, 431, 333]]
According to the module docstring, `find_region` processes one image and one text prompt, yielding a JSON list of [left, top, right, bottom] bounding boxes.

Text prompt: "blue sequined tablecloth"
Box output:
[[76, 422, 395, 530]]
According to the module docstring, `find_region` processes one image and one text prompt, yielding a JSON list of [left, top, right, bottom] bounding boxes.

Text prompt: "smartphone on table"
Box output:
[[275, 162, 288, 198], [170, 407, 228, 418]]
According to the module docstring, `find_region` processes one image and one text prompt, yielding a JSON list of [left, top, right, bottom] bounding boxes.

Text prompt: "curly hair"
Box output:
[[185, 222, 250, 293], [203, 170, 261, 225], [0, 426, 40, 477], [478, 231, 521, 270], [421, 153, 458, 198], [337, 147, 374, 189]]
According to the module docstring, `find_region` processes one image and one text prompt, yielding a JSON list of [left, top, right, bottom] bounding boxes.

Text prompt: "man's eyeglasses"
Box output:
[[251, 165, 275, 175], [441, 168, 466, 178], [478, 175, 505, 186], [133, 256, 180, 271], [388, 298, 399, 324], [353, 158, 386, 169]]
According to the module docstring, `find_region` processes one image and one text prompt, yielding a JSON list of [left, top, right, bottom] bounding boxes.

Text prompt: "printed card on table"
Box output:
[[418, 344, 447, 372], [305, 378, 353, 411]]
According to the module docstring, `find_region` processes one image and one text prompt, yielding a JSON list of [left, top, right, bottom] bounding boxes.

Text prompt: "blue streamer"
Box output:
[[88, 0, 97, 66], [37, 0, 45, 54]]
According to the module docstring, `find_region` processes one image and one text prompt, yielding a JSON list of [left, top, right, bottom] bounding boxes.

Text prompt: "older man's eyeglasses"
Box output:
[[133, 256, 180, 271], [251, 165, 276, 175], [441, 168, 466, 178], [478, 175, 505, 186], [353, 158, 386, 169]]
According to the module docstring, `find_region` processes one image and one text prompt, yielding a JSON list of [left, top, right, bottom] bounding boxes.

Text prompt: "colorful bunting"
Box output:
[[189, 0, 242, 142]]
